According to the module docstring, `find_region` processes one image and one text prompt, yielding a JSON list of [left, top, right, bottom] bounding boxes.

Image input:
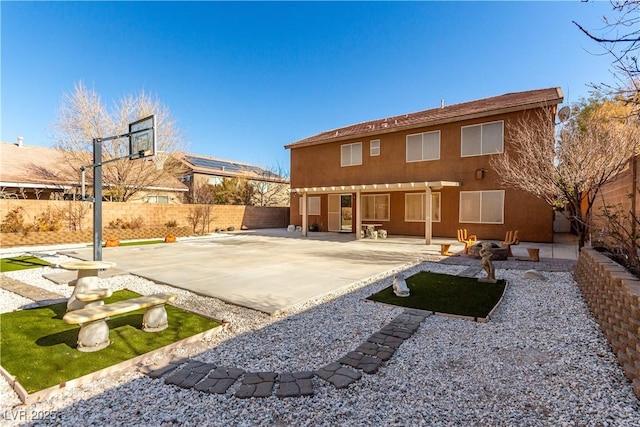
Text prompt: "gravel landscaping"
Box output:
[[1, 252, 639, 426]]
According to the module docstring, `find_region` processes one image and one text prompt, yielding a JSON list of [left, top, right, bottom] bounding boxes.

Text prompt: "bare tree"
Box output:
[[574, 1, 640, 104], [52, 82, 186, 201], [186, 183, 215, 234], [252, 163, 290, 207], [491, 101, 638, 249]]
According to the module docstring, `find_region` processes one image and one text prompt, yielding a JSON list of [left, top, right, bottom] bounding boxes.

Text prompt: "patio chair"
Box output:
[[501, 230, 520, 257], [457, 229, 477, 254]]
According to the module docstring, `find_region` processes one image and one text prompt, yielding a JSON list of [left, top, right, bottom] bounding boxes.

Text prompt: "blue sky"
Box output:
[[1, 1, 617, 170]]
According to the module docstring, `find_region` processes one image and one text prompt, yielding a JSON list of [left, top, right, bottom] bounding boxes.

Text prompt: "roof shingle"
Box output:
[[285, 87, 563, 148]]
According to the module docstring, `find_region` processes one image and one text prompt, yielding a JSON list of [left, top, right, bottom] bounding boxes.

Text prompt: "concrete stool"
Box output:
[[527, 248, 540, 262]]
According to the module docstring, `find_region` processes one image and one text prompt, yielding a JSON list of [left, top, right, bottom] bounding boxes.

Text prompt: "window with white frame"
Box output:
[[370, 139, 380, 156], [405, 193, 441, 222], [362, 194, 390, 221], [341, 142, 362, 166], [299, 196, 321, 215], [459, 190, 504, 224], [208, 176, 223, 186], [406, 131, 440, 162], [461, 121, 504, 157], [147, 195, 169, 204]]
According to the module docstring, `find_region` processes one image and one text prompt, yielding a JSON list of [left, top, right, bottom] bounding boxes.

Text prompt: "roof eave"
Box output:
[[285, 94, 563, 150]]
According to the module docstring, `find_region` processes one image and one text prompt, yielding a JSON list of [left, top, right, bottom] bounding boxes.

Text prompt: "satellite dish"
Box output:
[[557, 105, 571, 122]]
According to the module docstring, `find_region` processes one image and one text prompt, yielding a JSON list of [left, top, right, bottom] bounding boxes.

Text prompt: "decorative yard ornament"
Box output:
[[393, 274, 410, 297], [478, 242, 497, 283]]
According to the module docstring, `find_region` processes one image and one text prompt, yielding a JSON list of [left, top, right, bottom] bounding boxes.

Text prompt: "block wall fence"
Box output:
[[573, 248, 640, 398], [0, 200, 289, 248]]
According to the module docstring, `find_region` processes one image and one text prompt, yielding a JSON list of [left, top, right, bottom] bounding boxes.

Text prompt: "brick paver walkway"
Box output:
[[0, 273, 64, 305]]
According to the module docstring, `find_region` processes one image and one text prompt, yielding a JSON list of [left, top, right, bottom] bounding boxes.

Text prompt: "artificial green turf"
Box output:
[[367, 271, 506, 318], [0, 290, 219, 393], [118, 239, 164, 246], [0, 256, 52, 272], [102, 239, 165, 247]]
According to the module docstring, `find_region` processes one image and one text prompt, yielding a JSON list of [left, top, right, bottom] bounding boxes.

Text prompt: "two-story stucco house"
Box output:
[[285, 87, 563, 243]]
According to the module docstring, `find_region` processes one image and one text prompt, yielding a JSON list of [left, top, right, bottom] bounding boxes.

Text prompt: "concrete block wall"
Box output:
[[573, 248, 640, 398], [0, 200, 289, 247], [591, 158, 639, 237], [0, 227, 192, 248]]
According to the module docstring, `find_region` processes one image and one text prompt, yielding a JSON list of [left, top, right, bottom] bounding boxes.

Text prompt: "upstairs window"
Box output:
[[461, 121, 504, 157], [370, 139, 380, 156], [341, 142, 362, 167], [406, 131, 440, 162]]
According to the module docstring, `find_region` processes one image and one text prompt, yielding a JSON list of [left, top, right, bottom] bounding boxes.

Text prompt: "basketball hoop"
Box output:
[[153, 151, 169, 170]]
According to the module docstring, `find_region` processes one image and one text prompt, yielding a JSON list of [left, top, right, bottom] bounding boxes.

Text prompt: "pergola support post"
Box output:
[[424, 187, 432, 245], [301, 192, 308, 237]]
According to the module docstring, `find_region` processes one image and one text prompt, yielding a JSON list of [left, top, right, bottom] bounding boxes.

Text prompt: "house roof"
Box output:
[[285, 87, 564, 149], [0, 142, 188, 191], [179, 153, 288, 183]]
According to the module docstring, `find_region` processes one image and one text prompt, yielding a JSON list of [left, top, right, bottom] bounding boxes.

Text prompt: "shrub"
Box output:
[[108, 216, 145, 230], [108, 218, 127, 229], [129, 216, 144, 229], [34, 207, 64, 232], [227, 226, 235, 231], [1, 207, 28, 233], [165, 219, 178, 228]]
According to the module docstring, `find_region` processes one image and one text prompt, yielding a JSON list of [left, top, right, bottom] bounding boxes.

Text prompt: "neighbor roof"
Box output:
[[0, 142, 187, 191], [285, 87, 563, 149], [180, 153, 288, 183]]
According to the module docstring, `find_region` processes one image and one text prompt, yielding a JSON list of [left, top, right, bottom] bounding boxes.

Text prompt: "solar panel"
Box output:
[[184, 156, 282, 179]]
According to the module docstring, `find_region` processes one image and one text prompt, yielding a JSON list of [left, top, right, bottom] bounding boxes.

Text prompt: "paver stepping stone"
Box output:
[[235, 372, 278, 398], [354, 341, 395, 361], [164, 360, 208, 387], [194, 367, 245, 394], [141, 357, 190, 379], [316, 362, 362, 389], [378, 325, 414, 339], [338, 351, 383, 374], [367, 332, 405, 349], [275, 371, 314, 398]]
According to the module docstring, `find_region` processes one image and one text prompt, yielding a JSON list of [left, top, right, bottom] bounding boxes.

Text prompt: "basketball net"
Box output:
[[153, 151, 169, 170]]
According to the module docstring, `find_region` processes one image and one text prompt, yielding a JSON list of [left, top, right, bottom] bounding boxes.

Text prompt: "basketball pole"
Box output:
[[93, 137, 103, 261], [83, 115, 154, 261]]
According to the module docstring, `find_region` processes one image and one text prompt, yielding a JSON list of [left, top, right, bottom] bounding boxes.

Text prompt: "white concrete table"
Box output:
[[60, 260, 116, 311], [361, 223, 383, 239]]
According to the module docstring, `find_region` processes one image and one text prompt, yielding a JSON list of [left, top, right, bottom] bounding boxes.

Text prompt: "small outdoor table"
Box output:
[[60, 260, 116, 311]]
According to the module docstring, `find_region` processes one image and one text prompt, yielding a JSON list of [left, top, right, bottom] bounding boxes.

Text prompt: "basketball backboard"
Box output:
[[129, 115, 156, 159]]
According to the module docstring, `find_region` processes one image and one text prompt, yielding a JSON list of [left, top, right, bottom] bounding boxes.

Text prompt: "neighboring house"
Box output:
[[175, 153, 290, 206], [0, 140, 188, 203], [285, 87, 564, 243]]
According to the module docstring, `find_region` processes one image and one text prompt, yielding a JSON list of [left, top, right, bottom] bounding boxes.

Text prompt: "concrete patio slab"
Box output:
[[57, 231, 441, 315], [52, 229, 578, 315]]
